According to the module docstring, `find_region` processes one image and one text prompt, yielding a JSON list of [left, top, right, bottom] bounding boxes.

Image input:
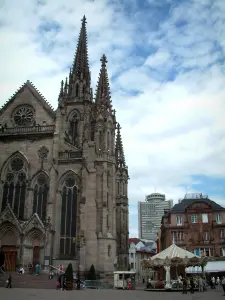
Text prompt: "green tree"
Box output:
[[65, 263, 73, 281], [87, 264, 96, 280]]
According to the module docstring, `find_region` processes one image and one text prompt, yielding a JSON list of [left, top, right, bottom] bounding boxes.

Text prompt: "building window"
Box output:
[[60, 176, 77, 257], [217, 214, 222, 224], [1, 157, 27, 219], [202, 214, 208, 223], [172, 231, 183, 242], [191, 214, 198, 223], [130, 262, 134, 269], [220, 248, 225, 257], [220, 229, 225, 238], [203, 231, 209, 241], [117, 182, 120, 195], [32, 175, 49, 221], [108, 245, 111, 257], [176, 215, 182, 225]]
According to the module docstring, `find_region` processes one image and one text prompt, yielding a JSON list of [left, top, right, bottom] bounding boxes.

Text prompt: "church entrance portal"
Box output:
[[33, 246, 40, 266], [1, 246, 17, 271]]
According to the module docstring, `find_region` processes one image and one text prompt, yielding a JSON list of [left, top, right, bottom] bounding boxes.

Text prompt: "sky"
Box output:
[[0, 0, 225, 237]]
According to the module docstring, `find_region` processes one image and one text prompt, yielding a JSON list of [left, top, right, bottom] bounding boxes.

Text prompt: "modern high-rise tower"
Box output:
[[138, 193, 173, 240]]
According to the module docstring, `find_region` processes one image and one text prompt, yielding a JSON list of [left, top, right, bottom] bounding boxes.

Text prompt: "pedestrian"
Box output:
[[28, 262, 33, 274], [222, 276, 225, 296], [190, 277, 195, 294], [35, 263, 40, 276], [6, 273, 12, 288], [198, 276, 203, 292], [216, 276, 220, 290], [182, 277, 187, 294], [212, 276, 215, 289]]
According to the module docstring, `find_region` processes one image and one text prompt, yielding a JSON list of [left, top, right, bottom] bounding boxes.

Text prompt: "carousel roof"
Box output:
[[151, 243, 199, 260]]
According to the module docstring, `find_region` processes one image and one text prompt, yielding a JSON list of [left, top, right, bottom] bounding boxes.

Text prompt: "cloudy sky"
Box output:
[[0, 0, 225, 237]]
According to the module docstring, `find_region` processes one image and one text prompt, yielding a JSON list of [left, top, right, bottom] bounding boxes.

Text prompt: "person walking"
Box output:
[[6, 274, 12, 288], [35, 263, 40, 276], [190, 277, 195, 294], [198, 276, 204, 292], [212, 276, 216, 289], [216, 276, 221, 290], [221, 277, 225, 296], [182, 277, 187, 294]]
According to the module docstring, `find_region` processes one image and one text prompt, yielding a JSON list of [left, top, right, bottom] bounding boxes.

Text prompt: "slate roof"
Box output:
[[171, 198, 225, 213]]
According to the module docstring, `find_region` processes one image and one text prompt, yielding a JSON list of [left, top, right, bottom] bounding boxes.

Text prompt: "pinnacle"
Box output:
[[115, 123, 126, 169], [95, 54, 112, 108], [71, 16, 90, 84], [100, 54, 107, 68]]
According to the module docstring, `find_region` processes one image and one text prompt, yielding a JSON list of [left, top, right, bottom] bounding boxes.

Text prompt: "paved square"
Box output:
[[0, 288, 224, 300]]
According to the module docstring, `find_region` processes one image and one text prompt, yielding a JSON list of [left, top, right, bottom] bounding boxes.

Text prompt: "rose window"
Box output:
[[14, 106, 34, 126]]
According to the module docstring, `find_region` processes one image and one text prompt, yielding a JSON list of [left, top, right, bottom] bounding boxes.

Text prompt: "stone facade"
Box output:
[[161, 193, 225, 258], [0, 16, 129, 276]]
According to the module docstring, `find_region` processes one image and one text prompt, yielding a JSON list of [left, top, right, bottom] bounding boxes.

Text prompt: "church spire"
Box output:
[[115, 123, 126, 168], [72, 15, 90, 84], [95, 54, 112, 110]]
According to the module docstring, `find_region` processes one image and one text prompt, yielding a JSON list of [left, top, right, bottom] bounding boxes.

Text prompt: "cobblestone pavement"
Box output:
[[0, 288, 224, 300]]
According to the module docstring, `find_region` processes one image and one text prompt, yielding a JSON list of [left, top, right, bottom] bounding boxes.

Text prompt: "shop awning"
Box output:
[[204, 261, 225, 273]]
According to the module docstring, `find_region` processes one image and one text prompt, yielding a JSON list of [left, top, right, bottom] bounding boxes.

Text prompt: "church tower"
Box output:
[[0, 15, 128, 278], [93, 54, 117, 274], [115, 123, 129, 270]]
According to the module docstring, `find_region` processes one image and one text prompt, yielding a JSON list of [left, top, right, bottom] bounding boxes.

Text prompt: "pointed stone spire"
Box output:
[[115, 123, 126, 168], [95, 54, 112, 110], [72, 15, 90, 84]]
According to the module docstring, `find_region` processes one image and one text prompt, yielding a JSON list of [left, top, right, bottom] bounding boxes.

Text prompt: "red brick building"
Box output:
[[161, 193, 225, 257]]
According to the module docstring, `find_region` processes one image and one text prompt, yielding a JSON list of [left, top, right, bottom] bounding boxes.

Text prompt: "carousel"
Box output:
[[142, 243, 207, 291]]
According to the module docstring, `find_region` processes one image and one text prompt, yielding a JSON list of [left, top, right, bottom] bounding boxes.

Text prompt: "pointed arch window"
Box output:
[[60, 176, 78, 257], [1, 157, 27, 219], [90, 121, 95, 141], [99, 131, 103, 150], [69, 113, 79, 146], [107, 131, 110, 150], [75, 84, 79, 97], [32, 175, 48, 220]]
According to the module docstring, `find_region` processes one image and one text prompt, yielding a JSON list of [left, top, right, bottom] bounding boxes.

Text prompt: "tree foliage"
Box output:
[[65, 263, 73, 281], [87, 264, 96, 280]]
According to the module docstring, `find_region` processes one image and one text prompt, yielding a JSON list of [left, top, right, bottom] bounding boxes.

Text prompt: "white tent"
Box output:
[[151, 243, 199, 260]]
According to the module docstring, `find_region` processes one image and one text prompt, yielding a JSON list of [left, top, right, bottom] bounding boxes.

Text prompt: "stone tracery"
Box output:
[[1, 156, 27, 219]]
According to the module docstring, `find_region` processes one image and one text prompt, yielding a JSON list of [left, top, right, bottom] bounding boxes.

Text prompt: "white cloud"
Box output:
[[1, 0, 225, 237]]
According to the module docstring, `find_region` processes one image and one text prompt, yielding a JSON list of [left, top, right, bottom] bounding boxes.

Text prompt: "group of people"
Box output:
[[180, 275, 196, 294], [210, 276, 225, 294]]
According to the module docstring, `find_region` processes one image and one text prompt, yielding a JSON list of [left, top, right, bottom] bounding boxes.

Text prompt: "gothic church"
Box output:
[[0, 16, 129, 276]]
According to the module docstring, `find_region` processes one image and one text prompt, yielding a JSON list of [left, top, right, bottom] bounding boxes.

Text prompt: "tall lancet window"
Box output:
[[91, 121, 95, 141], [69, 113, 79, 146], [60, 176, 77, 257], [32, 175, 48, 221], [1, 157, 27, 219], [99, 131, 103, 150], [75, 84, 79, 97], [107, 131, 110, 150]]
